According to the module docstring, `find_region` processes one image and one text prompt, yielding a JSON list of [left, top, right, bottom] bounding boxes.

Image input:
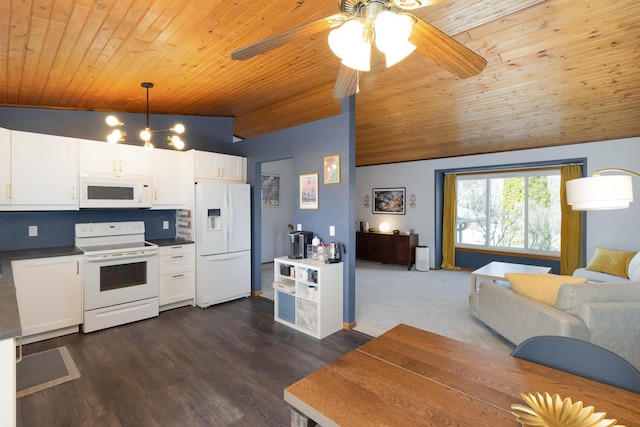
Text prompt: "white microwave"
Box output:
[[80, 173, 152, 208]]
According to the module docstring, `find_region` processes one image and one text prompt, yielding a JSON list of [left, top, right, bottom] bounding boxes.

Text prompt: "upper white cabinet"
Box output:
[[152, 148, 187, 208], [5, 130, 78, 209], [193, 150, 246, 182], [78, 138, 152, 176], [0, 128, 10, 205]]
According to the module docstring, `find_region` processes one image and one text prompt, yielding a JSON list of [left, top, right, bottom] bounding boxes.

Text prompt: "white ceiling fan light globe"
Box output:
[[384, 40, 416, 67], [328, 19, 365, 59], [341, 40, 372, 72]]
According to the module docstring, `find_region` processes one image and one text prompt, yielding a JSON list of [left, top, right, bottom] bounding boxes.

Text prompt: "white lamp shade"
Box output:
[[374, 12, 413, 53], [379, 222, 391, 232], [328, 20, 364, 59], [341, 41, 371, 72], [384, 40, 416, 67], [566, 175, 633, 210]]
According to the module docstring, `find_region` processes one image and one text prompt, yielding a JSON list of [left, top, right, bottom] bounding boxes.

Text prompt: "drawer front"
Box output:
[[159, 271, 195, 305], [159, 252, 195, 275], [158, 244, 195, 257]]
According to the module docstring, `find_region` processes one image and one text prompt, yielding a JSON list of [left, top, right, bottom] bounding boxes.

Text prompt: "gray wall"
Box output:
[[260, 159, 294, 263], [356, 136, 640, 268]]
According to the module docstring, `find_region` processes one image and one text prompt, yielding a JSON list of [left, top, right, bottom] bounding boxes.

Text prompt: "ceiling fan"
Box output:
[[231, 0, 487, 99]]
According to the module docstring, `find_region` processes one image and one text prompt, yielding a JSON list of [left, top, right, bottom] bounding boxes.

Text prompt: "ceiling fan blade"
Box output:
[[231, 13, 348, 61], [408, 14, 487, 78], [333, 64, 360, 99]]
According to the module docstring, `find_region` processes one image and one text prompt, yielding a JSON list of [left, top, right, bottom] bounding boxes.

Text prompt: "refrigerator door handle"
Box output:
[[200, 251, 248, 261]]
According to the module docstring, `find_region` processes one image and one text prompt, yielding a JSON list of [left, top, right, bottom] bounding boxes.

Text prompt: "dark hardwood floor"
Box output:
[[16, 297, 371, 426]]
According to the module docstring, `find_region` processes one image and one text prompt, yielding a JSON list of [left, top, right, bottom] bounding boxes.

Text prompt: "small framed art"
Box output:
[[261, 173, 280, 207], [323, 155, 340, 184], [299, 173, 319, 209], [373, 187, 405, 214]]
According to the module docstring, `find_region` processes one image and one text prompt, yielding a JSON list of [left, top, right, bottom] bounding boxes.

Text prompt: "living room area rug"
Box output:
[[17, 346, 81, 398]]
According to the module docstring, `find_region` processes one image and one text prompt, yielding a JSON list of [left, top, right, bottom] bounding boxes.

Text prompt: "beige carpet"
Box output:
[[17, 346, 81, 398], [261, 260, 514, 354]]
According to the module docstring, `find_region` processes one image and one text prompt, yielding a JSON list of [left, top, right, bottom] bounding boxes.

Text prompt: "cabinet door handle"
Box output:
[[172, 274, 184, 278], [16, 336, 23, 363], [170, 245, 183, 249], [6, 184, 11, 199], [77, 260, 80, 275], [72, 185, 76, 200], [154, 189, 157, 200], [119, 160, 123, 172], [171, 255, 184, 259], [112, 159, 117, 172]]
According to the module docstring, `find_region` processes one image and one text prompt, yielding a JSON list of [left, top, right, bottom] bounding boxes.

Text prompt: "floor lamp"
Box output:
[[566, 168, 639, 211]]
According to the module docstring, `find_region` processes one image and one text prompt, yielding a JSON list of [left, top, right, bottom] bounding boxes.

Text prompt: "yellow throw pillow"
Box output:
[[585, 247, 636, 278], [505, 273, 587, 306]]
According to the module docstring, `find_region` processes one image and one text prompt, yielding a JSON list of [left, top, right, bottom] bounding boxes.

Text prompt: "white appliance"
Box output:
[[79, 173, 152, 208], [195, 182, 251, 308], [75, 221, 159, 332]]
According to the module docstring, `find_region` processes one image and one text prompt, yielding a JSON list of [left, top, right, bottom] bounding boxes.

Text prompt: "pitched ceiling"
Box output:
[[1, 0, 638, 166]]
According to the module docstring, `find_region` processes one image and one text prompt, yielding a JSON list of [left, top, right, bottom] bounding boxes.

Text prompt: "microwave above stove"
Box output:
[[79, 173, 152, 208]]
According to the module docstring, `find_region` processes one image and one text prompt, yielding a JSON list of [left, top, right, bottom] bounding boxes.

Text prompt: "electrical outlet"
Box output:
[[297, 223, 302, 231], [28, 225, 38, 237], [163, 221, 169, 230], [329, 226, 335, 236]]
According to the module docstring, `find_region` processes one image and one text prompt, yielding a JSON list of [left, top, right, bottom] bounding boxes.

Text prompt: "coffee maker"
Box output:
[[288, 231, 313, 259]]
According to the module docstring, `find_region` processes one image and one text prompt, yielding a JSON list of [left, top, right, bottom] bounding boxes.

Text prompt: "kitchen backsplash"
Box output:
[[0, 209, 177, 251]]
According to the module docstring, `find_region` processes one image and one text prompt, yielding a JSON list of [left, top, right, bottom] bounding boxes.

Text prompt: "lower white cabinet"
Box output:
[[12, 255, 83, 344], [0, 337, 16, 427], [273, 256, 343, 339], [159, 243, 195, 310]]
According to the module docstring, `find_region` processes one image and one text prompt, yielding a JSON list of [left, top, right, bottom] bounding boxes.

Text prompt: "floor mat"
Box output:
[[16, 346, 81, 398]]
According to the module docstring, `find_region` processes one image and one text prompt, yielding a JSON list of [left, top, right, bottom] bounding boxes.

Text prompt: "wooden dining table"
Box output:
[[284, 324, 640, 426]]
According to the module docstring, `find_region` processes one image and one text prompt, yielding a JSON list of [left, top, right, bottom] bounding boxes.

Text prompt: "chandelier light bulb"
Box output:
[[143, 140, 153, 151], [171, 123, 185, 134], [169, 135, 185, 150], [140, 127, 151, 142], [107, 132, 119, 144], [106, 115, 122, 127]]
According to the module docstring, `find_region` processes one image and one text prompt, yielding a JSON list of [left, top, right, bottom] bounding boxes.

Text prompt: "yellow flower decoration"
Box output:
[[511, 392, 625, 427]]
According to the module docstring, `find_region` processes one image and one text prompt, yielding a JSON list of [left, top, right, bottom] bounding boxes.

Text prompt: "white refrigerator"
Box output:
[[195, 182, 251, 308]]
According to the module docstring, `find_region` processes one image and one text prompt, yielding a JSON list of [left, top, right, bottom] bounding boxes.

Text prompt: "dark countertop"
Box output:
[[148, 238, 194, 247], [0, 246, 82, 341]]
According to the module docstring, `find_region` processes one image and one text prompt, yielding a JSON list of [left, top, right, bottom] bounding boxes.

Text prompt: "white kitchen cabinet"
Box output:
[[159, 243, 195, 310], [0, 127, 10, 205], [6, 131, 78, 209], [12, 255, 83, 344], [0, 337, 16, 427], [193, 150, 246, 182], [273, 257, 343, 339], [152, 148, 187, 208], [78, 138, 152, 176]]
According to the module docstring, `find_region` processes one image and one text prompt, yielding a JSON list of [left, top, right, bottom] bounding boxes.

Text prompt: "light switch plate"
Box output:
[[28, 225, 38, 237], [329, 226, 335, 236], [163, 221, 169, 230]]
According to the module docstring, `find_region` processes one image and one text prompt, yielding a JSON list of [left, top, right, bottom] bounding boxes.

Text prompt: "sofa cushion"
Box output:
[[505, 273, 587, 306], [586, 247, 637, 279], [628, 253, 640, 281]]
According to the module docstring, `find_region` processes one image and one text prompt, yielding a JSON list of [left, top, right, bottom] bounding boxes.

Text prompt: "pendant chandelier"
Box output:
[[105, 82, 185, 150]]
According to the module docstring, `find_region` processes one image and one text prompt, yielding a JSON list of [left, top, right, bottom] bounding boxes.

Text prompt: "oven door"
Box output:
[[83, 253, 159, 310]]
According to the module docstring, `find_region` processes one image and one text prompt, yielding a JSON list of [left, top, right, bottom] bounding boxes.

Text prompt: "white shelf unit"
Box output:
[[273, 256, 343, 339]]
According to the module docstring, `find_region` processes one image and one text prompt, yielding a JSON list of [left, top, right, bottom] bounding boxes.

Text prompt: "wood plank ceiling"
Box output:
[[1, 0, 638, 166]]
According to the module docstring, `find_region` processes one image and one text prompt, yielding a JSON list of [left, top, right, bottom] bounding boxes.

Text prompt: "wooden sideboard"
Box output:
[[356, 231, 418, 270]]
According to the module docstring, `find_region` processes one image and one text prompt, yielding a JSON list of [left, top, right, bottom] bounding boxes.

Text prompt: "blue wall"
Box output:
[[234, 97, 357, 325], [0, 106, 235, 152], [0, 210, 177, 251]]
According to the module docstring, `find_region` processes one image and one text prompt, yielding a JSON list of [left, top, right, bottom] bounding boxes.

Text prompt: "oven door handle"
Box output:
[[84, 250, 158, 262]]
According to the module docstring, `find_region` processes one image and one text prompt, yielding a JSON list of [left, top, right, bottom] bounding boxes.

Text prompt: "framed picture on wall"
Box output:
[[323, 155, 340, 184], [300, 173, 318, 210], [373, 187, 405, 214], [261, 173, 280, 207]]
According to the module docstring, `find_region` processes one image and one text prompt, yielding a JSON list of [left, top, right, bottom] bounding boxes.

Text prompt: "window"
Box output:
[[456, 169, 561, 255]]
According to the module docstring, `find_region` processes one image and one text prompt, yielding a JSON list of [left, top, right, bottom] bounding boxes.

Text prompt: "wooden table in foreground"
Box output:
[[284, 324, 640, 426], [470, 261, 551, 293]]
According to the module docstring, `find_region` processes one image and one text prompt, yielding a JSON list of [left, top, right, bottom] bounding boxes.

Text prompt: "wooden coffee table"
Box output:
[[470, 261, 551, 293]]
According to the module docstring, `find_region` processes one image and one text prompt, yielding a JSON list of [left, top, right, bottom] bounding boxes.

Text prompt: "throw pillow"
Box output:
[[585, 247, 637, 278], [505, 273, 588, 306]]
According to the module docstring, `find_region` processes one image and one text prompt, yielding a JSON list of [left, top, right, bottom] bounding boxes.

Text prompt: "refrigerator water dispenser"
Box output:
[[207, 208, 221, 231]]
